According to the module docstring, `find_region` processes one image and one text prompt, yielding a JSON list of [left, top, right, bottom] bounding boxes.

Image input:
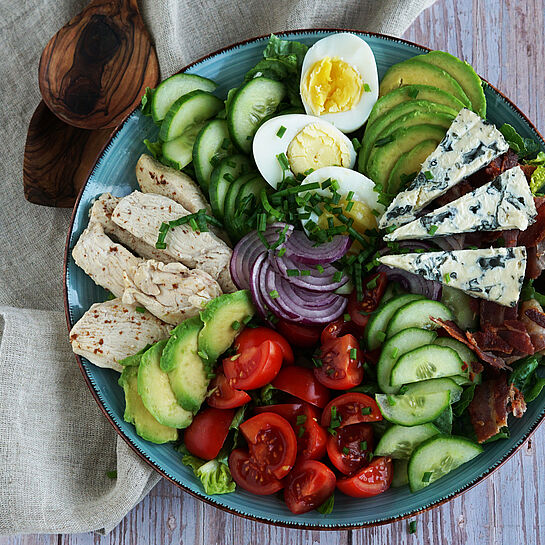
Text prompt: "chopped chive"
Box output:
[[317, 264, 325, 274], [301, 270, 311, 276], [330, 406, 342, 428], [346, 190, 355, 201], [327, 216, 335, 229], [342, 447, 350, 455], [330, 179, 340, 191], [428, 225, 438, 235], [313, 358, 323, 368], [226, 160, 236, 168], [387, 395, 396, 406], [221, 138, 231, 149], [424, 170, 434, 180], [159, 222, 170, 233], [422, 471, 432, 483], [223, 172, 235, 183], [363, 83, 371, 92], [206, 372, 216, 379], [231, 320, 241, 331], [360, 441, 367, 450], [391, 347, 399, 358], [444, 272, 451, 283], [361, 407, 372, 415], [351, 138, 361, 152], [269, 290, 279, 299], [399, 385, 408, 394], [287, 269, 300, 277], [276, 125, 287, 138], [327, 427, 337, 436], [376, 331, 386, 343], [371, 208, 380, 217], [189, 218, 199, 232], [296, 414, 307, 426], [321, 178, 332, 189], [333, 271, 343, 282], [409, 521, 417, 534], [277, 247, 286, 257], [106, 470, 117, 479], [367, 276, 378, 289], [344, 313, 351, 322], [257, 213, 267, 232], [350, 348, 357, 359], [276, 152, 290, 171], [327, 368, 335, 376], [135, 306, 146, 313], [298, 426, 305, 438], [385, 224, 397, 233], [303, 168, 314, 176], [155, 242, 167, 249]]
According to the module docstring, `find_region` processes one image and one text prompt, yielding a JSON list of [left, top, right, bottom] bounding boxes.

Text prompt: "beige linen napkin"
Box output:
[[0, 0, 436, 535]]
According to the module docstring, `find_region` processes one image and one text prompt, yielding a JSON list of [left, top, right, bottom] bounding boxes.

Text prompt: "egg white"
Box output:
[[252, 114, 356, 189], [300, 33, 379, 133]]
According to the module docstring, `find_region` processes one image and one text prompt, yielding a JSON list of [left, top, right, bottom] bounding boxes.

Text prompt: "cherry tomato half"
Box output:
[[284, 460, 336, 514], [183, 407, 234, 460], [321, 318, 365, 345], [276, 318, 322, 348], [240, 412, 297, 479], [272, 366, 331, 408], [224, 340, 282, 390], [234, 326, 294, 365], [336, 456, 393, 498], [314, 334, 364, 390], [229, 448, 283, 495], [207, 370, 251, 409], [326, 423, 374, 474], [347, 272, 388, 328], [321, 393, 382, 428]]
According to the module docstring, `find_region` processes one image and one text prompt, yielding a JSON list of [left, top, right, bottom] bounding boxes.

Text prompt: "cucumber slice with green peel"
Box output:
[[137, 341, 193, 429], [408, 435, 483, 492], [440, 285, 478, 330], [192, 119, 234, 190], [434, 337, 481, 384], [376, 391, 451, 426], [228, 77, 287, 153], [366, 85, 466, 127], [160, 90, 223, 142], [391, 345, 464, 387], [162, 121, 206, 170], [365, 294, 425, 350], [150, 73, 217, 123], [402, 377, 463, 404], [451, 373, 482, 386], [392, 459, 409, 487], [375, 423, 440, 459], [377, 328, 437, 394], [386, 299, 453, 339]]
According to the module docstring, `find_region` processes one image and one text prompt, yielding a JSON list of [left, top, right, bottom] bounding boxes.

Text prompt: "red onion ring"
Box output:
[[281, 231, 351, 265]]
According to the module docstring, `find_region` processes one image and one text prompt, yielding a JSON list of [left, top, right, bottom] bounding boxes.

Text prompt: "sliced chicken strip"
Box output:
[[69, 298, 171, 372], [72, 222, 143, 297], [89, 193, 177, 263], [122, 260, 223, 325], [112, 191, 236, 292]]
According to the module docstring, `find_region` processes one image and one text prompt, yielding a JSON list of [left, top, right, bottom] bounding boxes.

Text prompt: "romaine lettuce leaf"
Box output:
[[530, 165, 545, 195], [181, 455, 235, 495]]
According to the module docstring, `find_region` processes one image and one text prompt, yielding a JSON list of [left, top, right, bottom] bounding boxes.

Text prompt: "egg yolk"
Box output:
[[302, 57, 363, 115], [286, 123, 352, 176]]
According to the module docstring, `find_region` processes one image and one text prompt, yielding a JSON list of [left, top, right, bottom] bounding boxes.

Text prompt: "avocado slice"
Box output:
[[367, 85, 466, 127], [379, 60, 471, 108], [198, 290, 255, 366], [137, 340, 193, 429], [118, 344, 154, 367], [160, 316, 209, 413], [415, 51, 486, 118], [359, 103, 456, 173], [366, 124, 448, 190], [387, 139, 440, 194], [119, 365, 178, 444]]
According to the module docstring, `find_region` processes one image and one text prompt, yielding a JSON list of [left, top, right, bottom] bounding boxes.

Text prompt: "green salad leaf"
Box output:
[[509, 354, 545, 403], [530, 165, 545, 195], [528, 151, 545, 166], [483, 426, 510, 444], [316, 494, 335, 514], [181, 455, 236, 495], [141, 87, 155, 117], [453, 384, 476, 417], [520, 279, 545, 306], [433, 405, 453, 434], [143, 139, 163, 161], [499, 123, 541, 160]]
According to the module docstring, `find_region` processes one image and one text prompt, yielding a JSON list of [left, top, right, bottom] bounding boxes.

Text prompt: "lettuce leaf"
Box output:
[[141, 87, 155, 117], [530, 165, 545, 195], [528, 151, 545, 166], [181, 455, 236, 495], [453, 384, 476, 417], [316, 494, 335, 514], [499, 123, 541, 160], [509, 354, 545, 403]]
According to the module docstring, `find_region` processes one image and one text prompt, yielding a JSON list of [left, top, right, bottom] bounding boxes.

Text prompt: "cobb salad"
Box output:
[[69, 32, 545, 515]]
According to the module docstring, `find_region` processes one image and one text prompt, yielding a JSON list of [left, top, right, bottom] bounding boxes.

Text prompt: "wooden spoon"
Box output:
[[38, 0, 159, 130]]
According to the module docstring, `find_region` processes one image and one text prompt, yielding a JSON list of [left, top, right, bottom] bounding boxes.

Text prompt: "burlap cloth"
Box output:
[[0, 0, 436, 535]]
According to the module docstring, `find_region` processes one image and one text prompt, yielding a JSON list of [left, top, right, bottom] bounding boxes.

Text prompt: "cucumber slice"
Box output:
[[162, 121, 206, 170], [392, 459, 409, 487], [377, 328, 437, 394], [151, 73, 217, 123], [402, 377, 463, 404], [223, 174, 262, 239], [441, 285, 478, 330], [192, 119, 234, 190], [391, 345, 464, 387], [434, 337, 481, 384], [228, 78, 286, 153], [365, 294, 425, 350], [160, 90, 223, 142], [386, 300, 453, 339], [375, 423, 440, 459], [408, 435, 483, 492], [451, 373, 482, 386], [376, 391, 451, 426], [209, 156, 254, 220]]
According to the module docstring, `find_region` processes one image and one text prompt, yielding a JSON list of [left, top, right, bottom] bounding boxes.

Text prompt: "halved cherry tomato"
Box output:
[[321, 318, 365, 345], [255, 403, 327, 461], [336, 456, 393, 498], [276, 318, 322, 348], [229, 448, 283, 495], [284, 460, 336, 514], [314, 334, 363, 390], [234, 326, 294, 365], [224, 340, 282, 390], [326, 423, 374, 474], [347, 272, 388, 328], [272, 366, 330, 408], [207, 370, 251, 409], [321, 393, 382, 428], [240, 412, 297, 479], [183, 407, 234, 460]]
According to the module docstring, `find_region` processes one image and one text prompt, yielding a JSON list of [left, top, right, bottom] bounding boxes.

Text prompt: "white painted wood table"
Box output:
[[2, 0, 544, 543]]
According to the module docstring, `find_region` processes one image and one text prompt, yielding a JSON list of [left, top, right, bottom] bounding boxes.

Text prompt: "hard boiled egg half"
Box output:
[[300, 33, 379, 133], [253, 114, 356, 189], [298, 166, 384, 243]]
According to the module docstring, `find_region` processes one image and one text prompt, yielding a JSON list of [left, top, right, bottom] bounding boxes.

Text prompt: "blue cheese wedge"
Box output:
[[378, 247, 527, 307], [379, 109, 509, 229], [384, 166, 536, 241]]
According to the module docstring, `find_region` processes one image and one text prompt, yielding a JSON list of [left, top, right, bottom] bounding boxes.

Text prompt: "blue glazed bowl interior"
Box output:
[[65, 30, 545, 528]]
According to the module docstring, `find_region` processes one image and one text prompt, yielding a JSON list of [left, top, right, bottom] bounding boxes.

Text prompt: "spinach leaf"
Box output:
[[453, 384, 476, 417], [499, 123, 541, 160]]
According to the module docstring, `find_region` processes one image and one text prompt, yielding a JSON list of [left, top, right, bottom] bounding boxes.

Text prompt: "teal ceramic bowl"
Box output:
[[64, 30, 545, 529]]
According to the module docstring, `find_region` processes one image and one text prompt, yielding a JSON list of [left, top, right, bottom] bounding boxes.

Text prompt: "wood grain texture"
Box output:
[[38, 0, 159, 129], [4, 0, 544, 543]]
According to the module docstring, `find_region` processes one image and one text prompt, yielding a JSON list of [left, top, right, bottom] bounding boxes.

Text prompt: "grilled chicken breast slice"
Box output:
[[122, 260, 222, 325], [69, 299, 171, 371]]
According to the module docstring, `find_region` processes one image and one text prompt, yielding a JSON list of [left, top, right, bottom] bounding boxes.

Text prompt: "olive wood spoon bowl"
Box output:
[[38, 0, 159, 129]]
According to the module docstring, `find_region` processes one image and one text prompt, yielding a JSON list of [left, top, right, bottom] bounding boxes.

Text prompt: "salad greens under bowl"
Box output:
[[64, 30, 545, 529]]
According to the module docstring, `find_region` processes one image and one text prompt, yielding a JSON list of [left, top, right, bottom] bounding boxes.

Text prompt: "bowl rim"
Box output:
[[63, 28, 545, 530]]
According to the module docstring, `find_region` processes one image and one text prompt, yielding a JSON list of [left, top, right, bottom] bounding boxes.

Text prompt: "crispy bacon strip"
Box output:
[[466, 332, 511, 369], [509, 384, 527, 418], [518, 202, 545, 247], [520, 300, 545, 351], [525, 307, 545, 328], [471, 329, 513, 354]]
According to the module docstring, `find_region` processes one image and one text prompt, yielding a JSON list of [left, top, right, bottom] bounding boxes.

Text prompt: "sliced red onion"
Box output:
[[249, 253, 273, 322], [378, 240, 433, 256], [433, 234, 466, 251], [258, 258, 299, 321], [281, 231, 351, 265], [376, 265, 442, 301], [230, 223, 293, 289]]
